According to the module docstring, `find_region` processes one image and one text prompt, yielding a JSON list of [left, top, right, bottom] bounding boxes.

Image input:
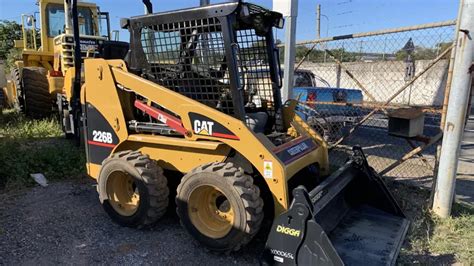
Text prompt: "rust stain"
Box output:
[[447, 122, 455, 131]]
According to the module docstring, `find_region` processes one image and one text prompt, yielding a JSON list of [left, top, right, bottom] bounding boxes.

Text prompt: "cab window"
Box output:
[[46, 4, 94, 37]]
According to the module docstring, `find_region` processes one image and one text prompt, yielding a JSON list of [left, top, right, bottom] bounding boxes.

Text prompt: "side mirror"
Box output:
[[26, 16, 34, 27]]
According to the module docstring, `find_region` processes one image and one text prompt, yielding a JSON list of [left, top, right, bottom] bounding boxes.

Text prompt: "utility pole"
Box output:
[[275, 0, 298, 102], [316, 4, 321, 39], [433, 0, 474, 218]]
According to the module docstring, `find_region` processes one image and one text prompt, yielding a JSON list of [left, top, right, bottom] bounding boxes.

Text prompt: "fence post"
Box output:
[[336, 64, 342, 88], [433, 0, 474, 218], [281, 0, 299, 102]]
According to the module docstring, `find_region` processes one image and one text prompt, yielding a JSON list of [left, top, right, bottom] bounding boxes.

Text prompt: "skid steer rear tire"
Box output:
[[98, 150, 169, 228], [21, 67, 51, 118], [176, 162, 264, 252]]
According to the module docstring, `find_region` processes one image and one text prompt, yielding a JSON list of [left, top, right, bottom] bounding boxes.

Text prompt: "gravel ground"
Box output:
[[0, 179, 264, 265]]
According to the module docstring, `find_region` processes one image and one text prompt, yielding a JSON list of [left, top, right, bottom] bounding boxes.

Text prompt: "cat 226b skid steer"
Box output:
[[70, 0, 409, 264]]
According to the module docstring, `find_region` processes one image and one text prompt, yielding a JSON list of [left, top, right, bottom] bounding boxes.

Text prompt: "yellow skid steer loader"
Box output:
[[69, 0, 409, 264]]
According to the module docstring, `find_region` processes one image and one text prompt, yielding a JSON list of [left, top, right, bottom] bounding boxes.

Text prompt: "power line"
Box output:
[[336, 0, 352, 5], [332, 24, 354, 29], [336, 11, 353, 16]]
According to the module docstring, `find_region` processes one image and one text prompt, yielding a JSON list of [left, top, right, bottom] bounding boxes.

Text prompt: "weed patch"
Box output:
[[391, 181, 474, 264], [429, 204, 474, 263], [0, 110, 85, 189], [0, 110, 62, 138]]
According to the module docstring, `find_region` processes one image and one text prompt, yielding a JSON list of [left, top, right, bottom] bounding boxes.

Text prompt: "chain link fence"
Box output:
[[292, 20, 456, 181]]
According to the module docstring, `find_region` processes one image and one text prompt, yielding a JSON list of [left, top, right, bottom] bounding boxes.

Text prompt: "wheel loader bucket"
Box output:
[[263, 147, 409, 266]]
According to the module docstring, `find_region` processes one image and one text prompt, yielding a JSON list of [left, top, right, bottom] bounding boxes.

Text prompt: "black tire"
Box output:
[[0, 88, 4, 110], [21, 67, 52, 118], [98, 150, 169, 228], [176, 162, 264, 252], [10, 67, 22, 111]]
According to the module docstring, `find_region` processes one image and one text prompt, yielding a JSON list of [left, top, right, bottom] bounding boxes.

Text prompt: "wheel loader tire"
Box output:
[[176, 162, 264, 252], [98, 150, 169, 228], [0, 88, 4, 110], [21, 67, 51, 118], [10, 68, 22, 111]]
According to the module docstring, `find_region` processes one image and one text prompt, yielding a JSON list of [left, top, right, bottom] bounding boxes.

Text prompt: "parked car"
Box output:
[[290, 69, 364, 144]]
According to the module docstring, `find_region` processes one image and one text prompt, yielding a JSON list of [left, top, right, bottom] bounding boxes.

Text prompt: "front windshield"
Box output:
[[47, 4, 94, 37]]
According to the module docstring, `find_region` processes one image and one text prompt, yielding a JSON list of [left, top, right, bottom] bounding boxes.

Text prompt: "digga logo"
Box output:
[[276, 225, 301, 237]]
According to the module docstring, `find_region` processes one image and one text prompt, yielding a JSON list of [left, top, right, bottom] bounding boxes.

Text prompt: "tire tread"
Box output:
[[176, 162, 264, 252], [102, 150, 169, 227], [21, 67, 52, 118]]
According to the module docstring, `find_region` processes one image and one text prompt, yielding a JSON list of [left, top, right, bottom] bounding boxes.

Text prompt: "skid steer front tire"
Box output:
[[176, 162, 264, 252], [21, 67, 51, 118], [98, 151, 169, 228]]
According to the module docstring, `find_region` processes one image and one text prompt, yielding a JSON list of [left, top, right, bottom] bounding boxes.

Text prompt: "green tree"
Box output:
[[395, 42, 452, 61], [0, 20, 22, 60]]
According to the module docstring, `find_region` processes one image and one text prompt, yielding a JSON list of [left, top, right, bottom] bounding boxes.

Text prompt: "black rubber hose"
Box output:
[[71, 0, 82, 114]]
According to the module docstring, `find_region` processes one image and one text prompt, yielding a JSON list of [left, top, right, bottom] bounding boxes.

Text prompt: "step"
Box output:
[[459, 142, 474, 158], [465, 120, 474, 131], [462, 130, 474, 143]]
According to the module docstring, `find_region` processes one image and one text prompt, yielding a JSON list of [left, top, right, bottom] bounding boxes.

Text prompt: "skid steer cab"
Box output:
[[74, 0, 408, 262]]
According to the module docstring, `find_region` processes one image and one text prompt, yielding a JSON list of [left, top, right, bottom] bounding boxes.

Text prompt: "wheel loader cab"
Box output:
[[8, 0, 116, 119]]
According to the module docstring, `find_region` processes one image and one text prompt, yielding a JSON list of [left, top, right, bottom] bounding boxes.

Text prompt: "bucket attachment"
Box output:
[[263, 147, 409, 265]]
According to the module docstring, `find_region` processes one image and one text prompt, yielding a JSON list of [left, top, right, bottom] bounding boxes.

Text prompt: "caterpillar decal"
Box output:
[[189, 112, 239, 140]]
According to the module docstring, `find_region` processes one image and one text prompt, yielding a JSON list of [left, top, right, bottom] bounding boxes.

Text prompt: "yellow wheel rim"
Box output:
[[106, 171, 140, 216], [188, 185, 235, 239]]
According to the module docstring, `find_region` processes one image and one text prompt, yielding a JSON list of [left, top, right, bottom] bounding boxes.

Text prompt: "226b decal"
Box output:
[[92, 130, 113, 144]]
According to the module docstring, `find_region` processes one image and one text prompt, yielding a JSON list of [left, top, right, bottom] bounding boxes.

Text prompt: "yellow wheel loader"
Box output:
[[70, 1, 409, 264], [5, 0, 127, 123]]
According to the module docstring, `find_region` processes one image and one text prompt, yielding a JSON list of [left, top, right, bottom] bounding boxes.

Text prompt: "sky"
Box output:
[[0, 0, 459, 42]]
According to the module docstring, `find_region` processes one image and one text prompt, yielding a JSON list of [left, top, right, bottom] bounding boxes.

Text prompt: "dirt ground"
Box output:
[[0, 176, 471, 264], [0, 179, 263, 265]]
